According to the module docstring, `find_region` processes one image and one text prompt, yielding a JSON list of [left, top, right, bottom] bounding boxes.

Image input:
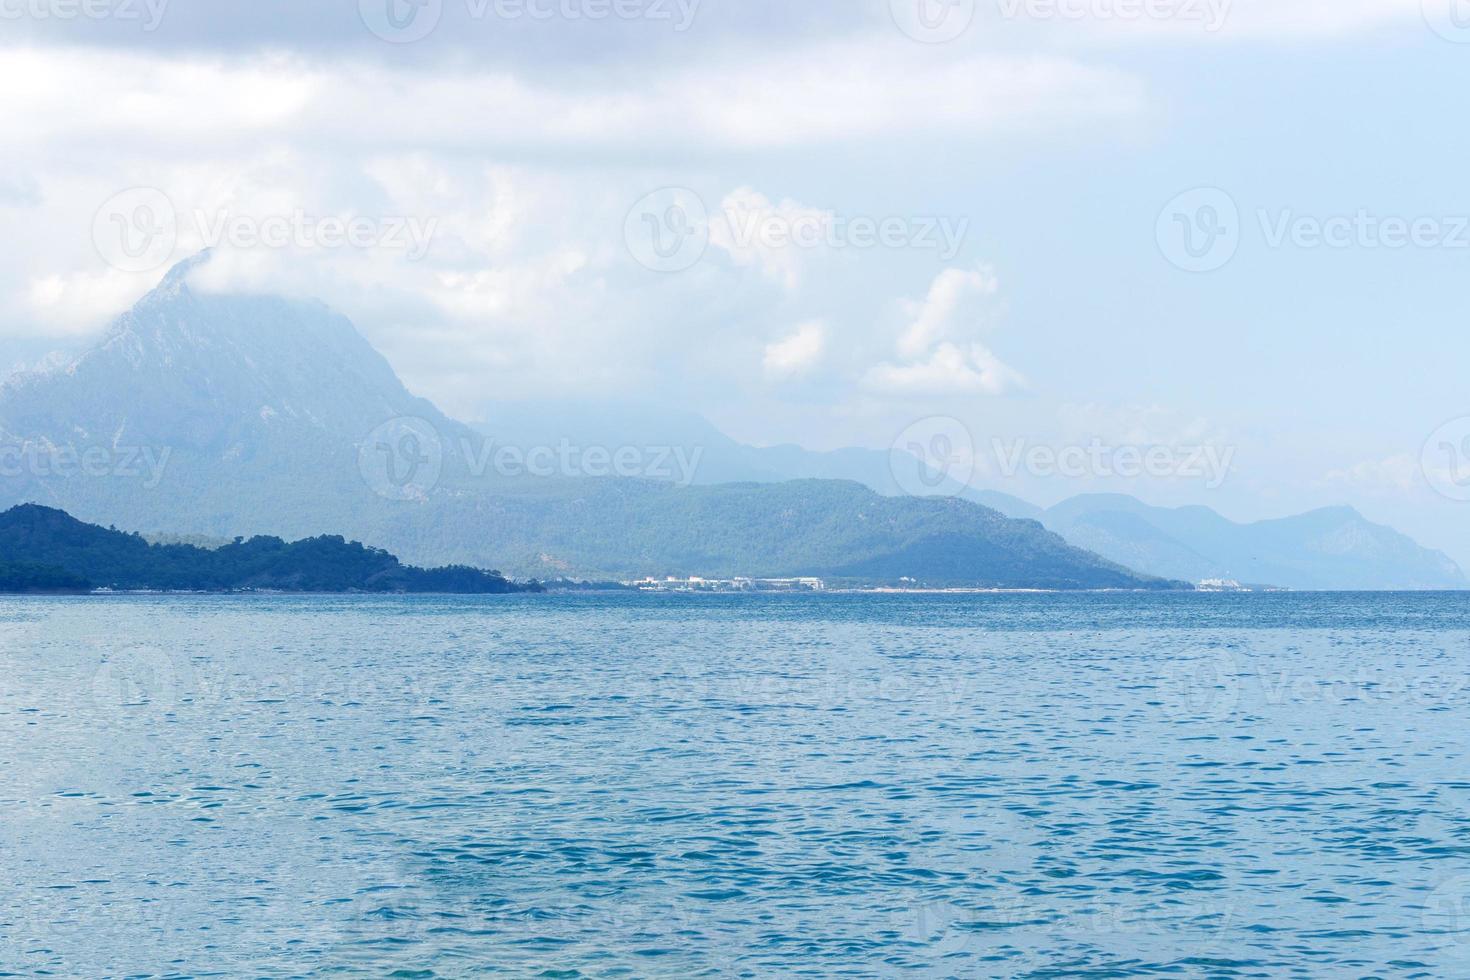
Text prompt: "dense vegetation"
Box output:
[[0, 505, 540, 594], [0, 560, 93, 593]]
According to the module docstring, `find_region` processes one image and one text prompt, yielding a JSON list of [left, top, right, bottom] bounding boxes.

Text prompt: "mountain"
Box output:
[[0, 559, 91, 594], [0, 504, 536, 593], [356, 477, 1169, 589], [471, 400, 1466, 590], [1042, 495, 1468, 590], [0, 254, 1173, 590], [0, 250, 470, 536], [471, 400, 1044, 518]]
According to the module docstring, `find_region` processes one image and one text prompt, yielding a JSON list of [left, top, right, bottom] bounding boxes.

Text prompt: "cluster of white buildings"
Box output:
[[630, 576, 826, 593]]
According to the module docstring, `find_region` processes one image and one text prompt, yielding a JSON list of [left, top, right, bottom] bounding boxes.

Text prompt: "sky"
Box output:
[[2, 0, 1469, 564]]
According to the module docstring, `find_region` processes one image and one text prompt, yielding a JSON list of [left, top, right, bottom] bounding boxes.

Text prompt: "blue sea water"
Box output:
[[2, 592, 1470, 977]]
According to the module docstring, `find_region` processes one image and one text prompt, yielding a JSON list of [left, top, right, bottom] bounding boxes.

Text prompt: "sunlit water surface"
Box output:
[[3, 592, 1470, 977]]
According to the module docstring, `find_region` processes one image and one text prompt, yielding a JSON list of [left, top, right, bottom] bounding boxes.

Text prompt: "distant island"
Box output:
[[0, 505, 542, 595]]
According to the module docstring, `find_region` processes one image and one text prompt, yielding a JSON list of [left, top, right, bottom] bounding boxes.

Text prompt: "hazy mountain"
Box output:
[[472, 399, 1465, 590], [1043, 494, 1467, 590], [473, 400, 1044, 518], [0, 255, 1171, 589]]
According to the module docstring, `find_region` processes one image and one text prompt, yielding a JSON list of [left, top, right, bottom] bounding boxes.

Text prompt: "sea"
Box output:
[[2, 591, 1468, 978]]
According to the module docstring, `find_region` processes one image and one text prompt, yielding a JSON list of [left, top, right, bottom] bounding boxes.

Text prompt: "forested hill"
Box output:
[[0, 505, 540, 594]]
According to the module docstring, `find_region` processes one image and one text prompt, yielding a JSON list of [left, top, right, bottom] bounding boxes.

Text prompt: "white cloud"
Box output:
[[865, 341, 1024, 395], [763, 321, 828, 381], [0, 44, 1146, 157], [897, 264, 999, 360], [866, 263, 1019, 397], [710, 188, 833, 290], [1325, 454, 1424, 495]]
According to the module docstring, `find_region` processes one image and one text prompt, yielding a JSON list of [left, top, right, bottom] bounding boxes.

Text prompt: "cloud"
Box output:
[[710, 188, 832, 290], [0, 44, 1146, 158], [866, 263, 1020, 397], [865, 341, 1024, 395], [897, 264, 999, 360], [980, 0, 1424, 45], [763, 321, 827, 380], [1324, 454, 1424, 495]]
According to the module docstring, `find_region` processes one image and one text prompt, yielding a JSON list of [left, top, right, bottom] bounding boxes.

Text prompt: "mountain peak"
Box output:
[[158, 248, 215, 292], [0, 265, 454, 461]]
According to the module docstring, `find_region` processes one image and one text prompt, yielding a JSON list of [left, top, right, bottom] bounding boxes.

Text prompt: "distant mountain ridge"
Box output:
[[0, 254, 1175, 590], [1041, 495, 1467, 591], [471, 402, 1468, 590]]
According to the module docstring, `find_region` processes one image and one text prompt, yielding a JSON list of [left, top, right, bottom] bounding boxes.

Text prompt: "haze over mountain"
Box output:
[[474, 401, 1468, 590], [0, 255, 1170, 590], [1041, 496, 1467, 592]]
